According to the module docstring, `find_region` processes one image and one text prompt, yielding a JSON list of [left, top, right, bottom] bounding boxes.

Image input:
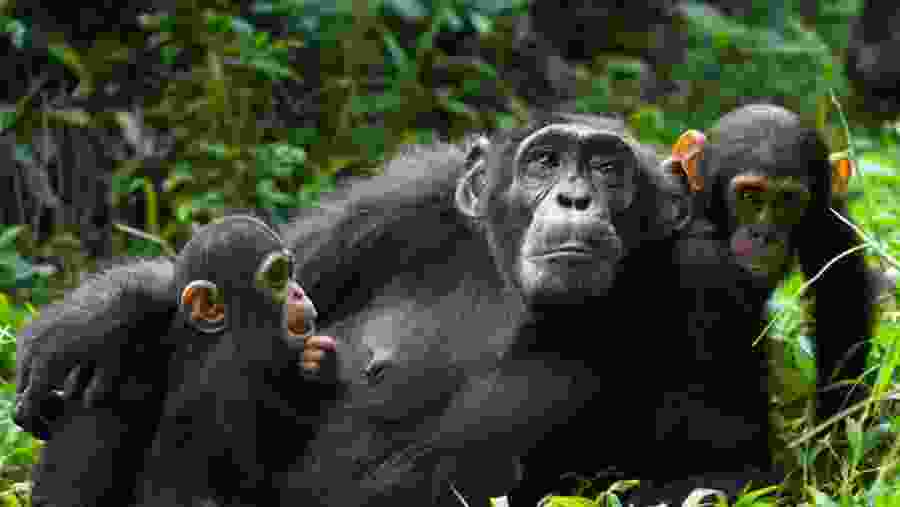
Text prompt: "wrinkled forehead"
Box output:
[[515, 123, 634, 161]]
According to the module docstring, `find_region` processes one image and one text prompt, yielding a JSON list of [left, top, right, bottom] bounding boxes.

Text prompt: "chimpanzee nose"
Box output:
[[556, 193, 591, 211], [749, 227, 772, 243]]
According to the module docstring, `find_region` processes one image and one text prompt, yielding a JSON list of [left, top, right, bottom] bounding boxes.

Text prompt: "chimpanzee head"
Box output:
[[684, 104, 853, 286], [174, 215, 316, 352], [456, 113, 690, 307]]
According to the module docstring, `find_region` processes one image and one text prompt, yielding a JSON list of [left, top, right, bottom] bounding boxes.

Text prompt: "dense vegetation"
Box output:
[[1, 0, 899, 505]]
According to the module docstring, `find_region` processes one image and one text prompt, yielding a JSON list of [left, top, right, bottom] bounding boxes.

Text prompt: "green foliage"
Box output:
[[0, 383, 36, 470], [0, 228, 50, 307], [0, 294, 38, 486], [808, 0, 863, 51], [670, 1, 842, 135], [1, 0, 899, 503]]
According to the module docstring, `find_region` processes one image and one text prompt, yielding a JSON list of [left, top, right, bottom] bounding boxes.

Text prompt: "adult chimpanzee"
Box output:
[[275, 115, 717, 507], [15, 214, 340, 507]]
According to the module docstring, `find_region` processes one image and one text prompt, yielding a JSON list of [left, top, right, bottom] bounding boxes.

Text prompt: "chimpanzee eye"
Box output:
[[780, 191, 805, 205], [739, 190, 763, 205], [589, 157, 616, 174], [590, 156, 625, 187], [256, 251, 293, 292], [523, 148, 560, 179]]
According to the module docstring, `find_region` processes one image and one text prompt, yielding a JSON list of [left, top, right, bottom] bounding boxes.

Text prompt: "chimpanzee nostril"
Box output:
[[573, 196, 591, 211]]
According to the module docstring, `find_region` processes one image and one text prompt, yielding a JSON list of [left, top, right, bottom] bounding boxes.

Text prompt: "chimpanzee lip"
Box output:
[[531, 242, 597, 261]]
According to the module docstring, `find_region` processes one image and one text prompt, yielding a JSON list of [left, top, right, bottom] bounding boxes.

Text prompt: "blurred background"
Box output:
[[1, 1, 900, 505]]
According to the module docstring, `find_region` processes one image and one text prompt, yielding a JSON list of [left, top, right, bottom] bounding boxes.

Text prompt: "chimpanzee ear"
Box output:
[[829, 151, 854, 198], [456, 136, 490, 218], [666, 129, 706, 192], [180, 280, 226, 334]]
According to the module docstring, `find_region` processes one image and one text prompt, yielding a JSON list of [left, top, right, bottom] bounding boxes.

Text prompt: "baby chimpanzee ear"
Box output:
[[666, 129, 706, 193], [180, 280, 226, 334], [456, 136, 491, 219], [829, 151, 854, 198]]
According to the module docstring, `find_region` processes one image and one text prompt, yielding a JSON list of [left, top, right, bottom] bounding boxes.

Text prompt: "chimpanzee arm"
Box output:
[[15, 258, 177, 439], [798, 203, 877, 420]]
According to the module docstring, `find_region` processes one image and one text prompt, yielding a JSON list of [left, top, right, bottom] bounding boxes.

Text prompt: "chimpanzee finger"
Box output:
[[14, 386, 62, 440], [61, 365, 94, 401], [301, 361, 320, 374], [305, 335, 337, 352], [83, 368, 117, 408], [303, 349, 326, 363]]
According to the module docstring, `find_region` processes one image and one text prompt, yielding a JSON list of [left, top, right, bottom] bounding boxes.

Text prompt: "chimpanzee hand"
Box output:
[[300, 335, 339, 382], [14, 363, 119, 440]]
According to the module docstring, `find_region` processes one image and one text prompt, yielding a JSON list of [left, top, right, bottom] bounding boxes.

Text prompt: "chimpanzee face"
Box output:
[[255, 249, 317, 343], [513, 124, 637, 303], [177, 216, 316, 346], [725, 171, 811, 284], [457, 122, 649, 306]]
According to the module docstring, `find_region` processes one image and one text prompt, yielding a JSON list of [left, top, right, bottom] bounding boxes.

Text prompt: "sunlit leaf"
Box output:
[[0, 227, 25, 251], [539, 496, 598, 507]]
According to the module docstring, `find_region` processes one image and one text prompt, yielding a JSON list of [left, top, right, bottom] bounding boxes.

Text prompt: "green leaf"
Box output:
[[0, 17, 27, 49], [288, 127, 319, 146], [733, 485, 779, 507], [846, 416, 864, 469], [806, 486, 838, 507], [539, 496, 598, 507], [12, 144, 34, 165], [159, 15, 177, 33], [442, 7, 465, 32], [382, 31, 410, 73], [160, 45, 180, 65], [257, 179, 297, 207], [203, 143, 229, 161], [206, 14, 233, 34], [247, 56, 294, 80], [385, 0, 428, 19], [0, 227, 24, 250], [231, 17, 256, 35], [0, 111, 16, 131], [176, 192, 225, 223], [469, 12, 492, 33]]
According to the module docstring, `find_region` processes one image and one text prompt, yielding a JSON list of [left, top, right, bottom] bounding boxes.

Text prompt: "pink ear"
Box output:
[[829, 153, 854, 196], [669, 130, 706, 192]]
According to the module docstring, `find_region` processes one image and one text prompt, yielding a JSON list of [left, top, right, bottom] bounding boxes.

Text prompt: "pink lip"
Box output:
[[731, 238, 755, 257]]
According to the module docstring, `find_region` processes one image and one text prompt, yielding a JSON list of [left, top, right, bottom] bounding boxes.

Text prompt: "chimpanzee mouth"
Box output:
[[531, 242, 598, 262], [287, 321, 315, 338]]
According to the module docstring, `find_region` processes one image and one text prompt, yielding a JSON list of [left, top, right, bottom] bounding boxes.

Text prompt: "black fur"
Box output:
[[15, 259, 176, 507], [695, 104, 875, 422], [18, 110, 845, 507]]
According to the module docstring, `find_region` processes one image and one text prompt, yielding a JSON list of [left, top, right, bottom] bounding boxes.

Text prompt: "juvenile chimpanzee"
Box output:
[[135, 214, 344, 506], [623, 104, 877, 504], [15, 214, 340, 507], [674, 103, 875, 420]]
